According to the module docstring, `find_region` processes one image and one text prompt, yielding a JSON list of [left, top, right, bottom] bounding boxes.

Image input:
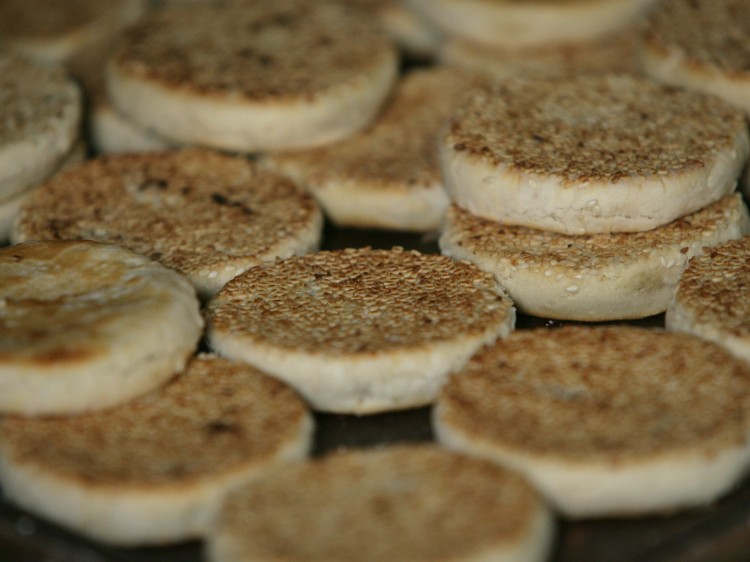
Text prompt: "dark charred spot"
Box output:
[[532, 134, 547, 143], [205, 420, 240, 435], [139, 179, 168, 191]]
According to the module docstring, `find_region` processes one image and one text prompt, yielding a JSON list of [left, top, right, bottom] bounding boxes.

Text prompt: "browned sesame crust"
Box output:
[[270, 68, 488, 190], [0, 54, 80, 146], [112, 0, 396, 101], [674, 238, 750, 337], [0, 356, 309, 487], [0, 240, 188, 366], [207, 247, 513, 354], [439, 326, 750, 461], [444, 74, 746, 183], [15, 149, 321, 287], [642, 0, 750, 75], [442, 194, 746, 275], [214, 445, 541, 562]]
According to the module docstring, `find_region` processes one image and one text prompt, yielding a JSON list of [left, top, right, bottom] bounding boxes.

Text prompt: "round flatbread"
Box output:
[[12, 149, 323, 298], [666, 237, 750, 364], [640, 0, 750, 115], [206, 247, 515, 414], [0, 354, 313, 545], [435, 326, 750, 517], [0, 54, 81, 202], [440, 74, 749, 234], [264, 68, 487, 232], [439, 194, 750, 320], [208, 445, 554, 562], [0, 0, 145, 63], [0, 240, 202, 415], [107, 0, 399, 151], [408, 0, 655, 50]]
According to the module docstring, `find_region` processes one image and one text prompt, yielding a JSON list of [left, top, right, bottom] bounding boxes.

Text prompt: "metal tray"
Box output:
[[1, 224, 749, 562]]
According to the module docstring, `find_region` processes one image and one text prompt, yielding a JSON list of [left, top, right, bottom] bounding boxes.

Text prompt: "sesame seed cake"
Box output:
[[440, 74, 748, 234]]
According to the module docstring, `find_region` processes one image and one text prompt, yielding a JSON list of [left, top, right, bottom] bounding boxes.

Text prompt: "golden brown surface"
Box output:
[[112, 0, 396, 101], [439, 326, 750, 461], [0, 355, 310, 486], [269, 68, 487, 190], [444, 74, 746, 183], [0, 54, 80, 146], [14, 149, 322, 287], [643, 0, 750, 74], [0, 240, 191, 366], [207, 247, 513, 354], [674, 238, 750, 337], [441, 194, 747, 275], [213, 445, 542, 562]]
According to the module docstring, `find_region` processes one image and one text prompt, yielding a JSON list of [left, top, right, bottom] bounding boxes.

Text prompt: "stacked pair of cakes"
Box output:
[[409, 0, 654, 78], [439, 73, 750, 321]]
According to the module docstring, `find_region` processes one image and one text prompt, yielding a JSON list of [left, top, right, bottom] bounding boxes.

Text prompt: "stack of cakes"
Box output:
[[408, 0, 655, 78], [438, 73, 750, 321]]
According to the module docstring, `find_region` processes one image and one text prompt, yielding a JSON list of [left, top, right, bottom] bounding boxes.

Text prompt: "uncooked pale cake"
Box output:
[[107, 0, 399, 151], [0, 354, 313, 545], [206, 247, 515, 414], [407, 0, 656, 50], [440, 194, 750, 321], [666, 238, 750, 364], [441, 74, 749, 234], [0, 240, 202, 415], [208, 445, 554, 562], [640, 0, 750, 115], [12, 149, 323, 298], [435, 326, 750, 517], [264, 68, 487, 232], [0, 54, 81, 202], [0, 0, 145, 63]]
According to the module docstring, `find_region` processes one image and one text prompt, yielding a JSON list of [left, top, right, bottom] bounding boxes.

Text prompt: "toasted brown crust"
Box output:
[[642, 0, 750, 77], [111, 0, 396, 102], [438, 326, 750, 462], [444, 74, 746, 184], [210, 445, 550, 562], [268, 68, 488, 191], [0, 355, 311, 488], [13, 149, 322, 296], [0, 54, 80, 147], [207, 247, 514, 355], [672, 239, 750, 338], [441, 194, 747, 277]]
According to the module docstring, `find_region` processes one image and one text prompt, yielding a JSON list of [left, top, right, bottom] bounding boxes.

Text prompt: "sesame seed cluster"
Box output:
[[672, 238, 750, 337], [439, 326, 750, 460], [208, 247, 513, 354], [445, 74, 743, 182], [643, 0, 750, 73]]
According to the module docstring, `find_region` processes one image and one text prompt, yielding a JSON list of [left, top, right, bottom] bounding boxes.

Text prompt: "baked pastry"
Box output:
[[13, 149, 323, 298], [0, 355, 313, 544], [208, 445, 554, 562], [666, 237, 750, 364], [640, 0, 750, 115], [435, 326, 750, 517], [107, 1, 399, 151], [440, 74, 748, 234], [439, 194, 750, 320], [206, 247, 515, 414], [0, 240, 202, 414], [264, 68, 487, 232]]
